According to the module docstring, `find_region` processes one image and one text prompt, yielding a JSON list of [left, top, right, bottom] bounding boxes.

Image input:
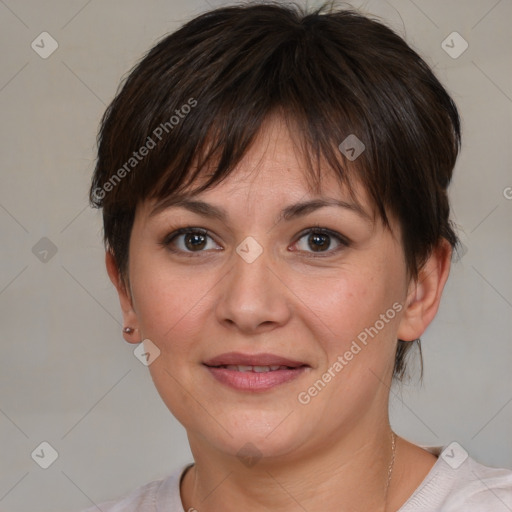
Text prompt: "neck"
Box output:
[[181, 425, 397, 512]]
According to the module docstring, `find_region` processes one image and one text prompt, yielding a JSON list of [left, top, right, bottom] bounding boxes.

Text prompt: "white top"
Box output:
[[81, 444, 512, 511]]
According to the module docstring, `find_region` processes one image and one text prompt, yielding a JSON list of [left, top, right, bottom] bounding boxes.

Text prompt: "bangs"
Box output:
[[148, 106, 368, 219], [92, 4, 394, 222]]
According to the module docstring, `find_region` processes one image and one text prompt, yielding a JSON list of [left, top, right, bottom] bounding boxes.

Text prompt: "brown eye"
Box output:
[[308, 232, 331, 252], [293, 228, 348, 255], [163, 228, 221, 255], [184, 232, 208, 251]]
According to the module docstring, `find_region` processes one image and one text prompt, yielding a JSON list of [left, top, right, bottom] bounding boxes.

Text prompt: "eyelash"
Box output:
[[160, 225, 350, 258]]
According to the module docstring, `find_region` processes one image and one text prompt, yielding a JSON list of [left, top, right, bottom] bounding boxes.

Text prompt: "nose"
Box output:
[[215, 238, 292, 334]]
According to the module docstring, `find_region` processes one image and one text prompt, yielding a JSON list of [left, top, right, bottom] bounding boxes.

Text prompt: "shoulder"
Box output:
[[79, 464, 191, 512], [400, 443, 512, 511]]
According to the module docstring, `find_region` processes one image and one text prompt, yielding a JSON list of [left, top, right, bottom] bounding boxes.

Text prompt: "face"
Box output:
[[113, 116, 430, 464]]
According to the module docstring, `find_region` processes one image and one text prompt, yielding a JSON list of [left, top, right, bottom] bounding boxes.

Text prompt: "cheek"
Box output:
[[312, 267, 402, 339], [129, 254, 220, 356], [306, 264, 405, 397], [128, 260, 217, 421], [298, 274, 403, 414]]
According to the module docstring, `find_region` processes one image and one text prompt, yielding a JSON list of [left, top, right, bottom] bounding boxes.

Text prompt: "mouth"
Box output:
[[203, 352, 310, 391]]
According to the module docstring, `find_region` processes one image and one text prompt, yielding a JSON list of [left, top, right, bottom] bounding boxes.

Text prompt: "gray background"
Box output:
[[0, 0, 511, 510]]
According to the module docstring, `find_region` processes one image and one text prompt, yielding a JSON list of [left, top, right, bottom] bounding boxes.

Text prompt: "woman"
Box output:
[[85, 2, 512, 510]]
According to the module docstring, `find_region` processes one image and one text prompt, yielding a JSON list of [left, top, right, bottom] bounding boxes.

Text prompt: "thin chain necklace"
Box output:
[[384, 431, 397, 510]]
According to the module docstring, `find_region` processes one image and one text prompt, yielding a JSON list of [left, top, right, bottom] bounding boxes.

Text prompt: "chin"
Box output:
[[185, 408, 317, 463]]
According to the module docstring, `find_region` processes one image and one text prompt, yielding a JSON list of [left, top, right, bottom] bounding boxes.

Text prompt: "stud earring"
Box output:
[[123, 326, 135, 334]]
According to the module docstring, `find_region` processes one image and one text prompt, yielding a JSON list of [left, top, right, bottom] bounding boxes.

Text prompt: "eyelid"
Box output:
[[162, 227, 211, 245], [296, 224, 350, 245]]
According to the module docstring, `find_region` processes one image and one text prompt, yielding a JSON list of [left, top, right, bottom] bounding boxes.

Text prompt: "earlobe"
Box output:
[[397, 239, 452, 342], [105, 251, 140, 344]]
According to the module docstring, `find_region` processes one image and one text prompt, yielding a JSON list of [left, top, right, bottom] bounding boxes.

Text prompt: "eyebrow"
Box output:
[[150, 196, 372, 223]]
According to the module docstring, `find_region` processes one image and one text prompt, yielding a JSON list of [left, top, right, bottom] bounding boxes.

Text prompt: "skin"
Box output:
[[107, 115, 452, 511]]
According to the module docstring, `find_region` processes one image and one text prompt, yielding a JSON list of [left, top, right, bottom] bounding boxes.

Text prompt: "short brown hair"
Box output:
[[90, 1, 461, 379]]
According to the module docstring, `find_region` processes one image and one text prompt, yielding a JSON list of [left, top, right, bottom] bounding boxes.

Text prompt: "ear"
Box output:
[[397, 239, 452, 342], [105, 251, 140, 344]]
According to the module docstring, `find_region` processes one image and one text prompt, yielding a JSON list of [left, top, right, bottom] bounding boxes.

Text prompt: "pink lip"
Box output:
[[203, 352, 309, 392]]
